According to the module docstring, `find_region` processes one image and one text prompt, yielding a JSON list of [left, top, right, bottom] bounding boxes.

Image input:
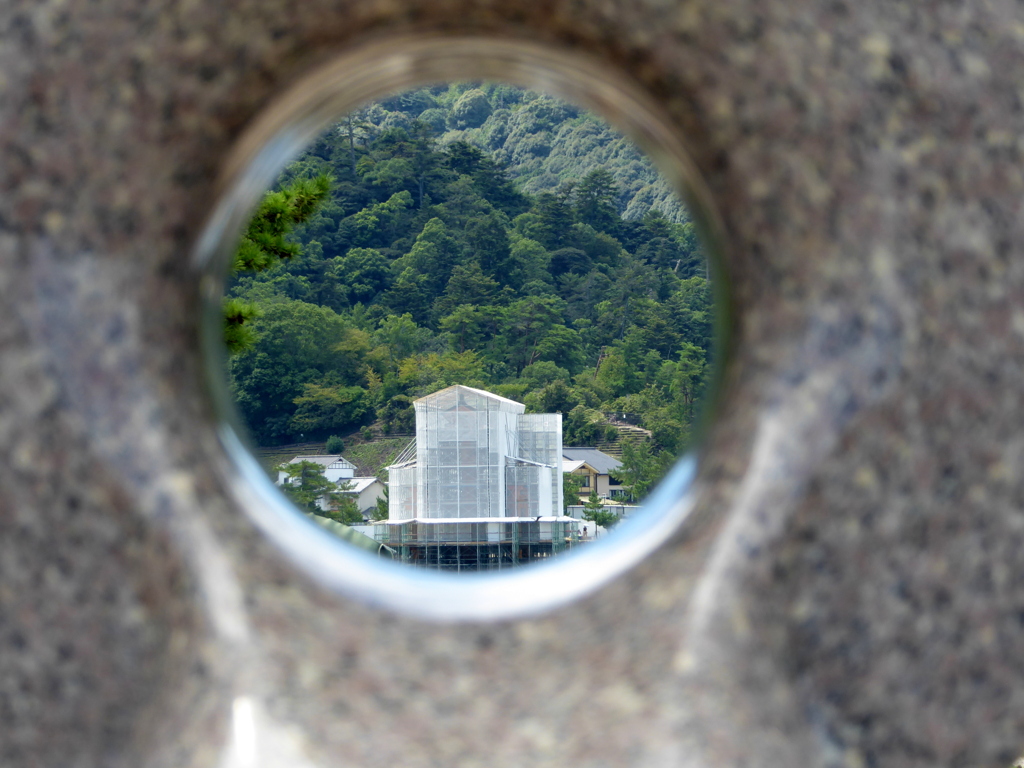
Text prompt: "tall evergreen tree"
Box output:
[[531, 192, 575, 250], [574, 168, 620, 235], [225, 174, 332, 354]]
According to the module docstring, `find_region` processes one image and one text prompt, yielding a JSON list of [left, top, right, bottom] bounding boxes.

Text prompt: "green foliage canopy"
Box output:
[[582, 489, 620, 530]]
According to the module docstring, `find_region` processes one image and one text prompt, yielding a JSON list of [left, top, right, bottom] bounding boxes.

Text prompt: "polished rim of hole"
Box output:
[[195, 34, 728, 622]]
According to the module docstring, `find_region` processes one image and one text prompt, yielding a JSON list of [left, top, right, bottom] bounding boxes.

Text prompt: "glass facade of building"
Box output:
[[381, 385, 574, 569]]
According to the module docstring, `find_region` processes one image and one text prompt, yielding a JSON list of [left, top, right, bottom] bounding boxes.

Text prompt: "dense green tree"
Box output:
[[582, 489, 620, 529], [378, 395, 415, 435], [341, 108, 375, 173], [229, 299, 364, 443], [432, 261, 500, 321], [372, 313, 433, 363], [618, 441, 673, 502], [226, 174, 332, 353], [398, 350, 489, 394], [467, 213, 512, 277], [380, 89, 437, 116], [671, 342, 709, 423], [524, 379, 579, 415], [500, 295, 565, 371], [233, 175, 333, 273], [382, 267, 432, 324], [568, 224, 624, 270], [278, 460, 344, 514], [563, 405, 608, 446], [505, 238, 551, 286], [574, 168, 620, 235], [445, 141, 528, 216], [335, 247, 391, 303], [549, 247, 592, 278], [449, 89, 492, 129], [401, 217, 465, 296], [289, 380, 369, 438], [530, 193, 575, 250], [438, 304, 499, 353], [563, 473, 584, 509], [531, 324, 584, 372], [335, 191, 413, 252], [223, 298, 260, 355]]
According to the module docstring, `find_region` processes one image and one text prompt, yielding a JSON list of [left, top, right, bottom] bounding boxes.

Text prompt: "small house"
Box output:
[[277, 454, 384, 519], [277, 454, 356, 485], [562, 447, 626, 501], [341, 477, 386, 517]]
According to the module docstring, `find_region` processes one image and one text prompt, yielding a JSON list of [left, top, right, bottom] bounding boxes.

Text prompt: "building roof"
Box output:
[[285, 455, 355, 469], [415, 384, 525, 413], [561, 447, 622, 475], [341, 477, 380, 493], [562, 459, 588, 473]]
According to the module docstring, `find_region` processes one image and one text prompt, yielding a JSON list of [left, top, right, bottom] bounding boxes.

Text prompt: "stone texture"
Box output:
[[1, 0, 1024, 766]]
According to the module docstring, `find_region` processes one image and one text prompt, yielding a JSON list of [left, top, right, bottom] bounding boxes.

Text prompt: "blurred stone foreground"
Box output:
[[2, 1, 1024, 767]]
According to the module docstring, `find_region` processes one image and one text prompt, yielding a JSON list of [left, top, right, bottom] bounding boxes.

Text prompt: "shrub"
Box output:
[[449, 89, 492, 129]]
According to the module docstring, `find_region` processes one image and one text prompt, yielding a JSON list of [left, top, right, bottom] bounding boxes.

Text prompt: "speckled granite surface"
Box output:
[[2, 1, 1024, 766]]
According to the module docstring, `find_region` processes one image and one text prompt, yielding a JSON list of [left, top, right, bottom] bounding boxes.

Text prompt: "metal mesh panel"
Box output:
[[375, 520, 579, 570], [505, 461, 553, 517], [407, 387, 524, 519], [383, 386, 572, 568], [389, 466, 417, 519], [516, 413, 563, 515]]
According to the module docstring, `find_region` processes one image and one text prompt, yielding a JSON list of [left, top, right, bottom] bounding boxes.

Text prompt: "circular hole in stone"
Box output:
[[196, 36, 726, 620]]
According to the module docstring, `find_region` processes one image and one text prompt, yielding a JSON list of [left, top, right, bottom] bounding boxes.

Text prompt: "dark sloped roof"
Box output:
[[561, 447, 622, 475]]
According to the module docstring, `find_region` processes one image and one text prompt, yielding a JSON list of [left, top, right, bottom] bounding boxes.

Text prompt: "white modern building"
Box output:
[[377, 385, 578, 570]]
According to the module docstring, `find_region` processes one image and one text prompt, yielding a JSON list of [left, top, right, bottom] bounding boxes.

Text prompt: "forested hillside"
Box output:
[[331, 83, 687, 223], [227, 84, 714, 487]]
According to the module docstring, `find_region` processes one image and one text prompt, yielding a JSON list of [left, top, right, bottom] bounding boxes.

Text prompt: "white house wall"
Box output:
[[356, 482, 384, 513], [324, 466, 355, 484]]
